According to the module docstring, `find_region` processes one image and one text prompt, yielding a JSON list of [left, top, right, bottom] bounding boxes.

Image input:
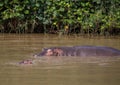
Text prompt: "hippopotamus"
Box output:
[[34, 46, 120, 57], [19, 59, 33, 65]]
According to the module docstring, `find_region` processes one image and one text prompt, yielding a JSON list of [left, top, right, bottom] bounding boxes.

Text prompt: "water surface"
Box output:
[[0, 34, 120, 85]]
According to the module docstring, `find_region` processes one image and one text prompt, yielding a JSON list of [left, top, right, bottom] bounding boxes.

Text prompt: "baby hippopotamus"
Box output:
[[19, 59, 33, 65], [34, 46, 120, 57]]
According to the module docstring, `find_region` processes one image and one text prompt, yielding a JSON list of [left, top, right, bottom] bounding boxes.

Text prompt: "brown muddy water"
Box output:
[[0, 34, 120, 85]]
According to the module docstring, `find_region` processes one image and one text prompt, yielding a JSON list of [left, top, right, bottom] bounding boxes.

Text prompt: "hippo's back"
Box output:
[[74, 46, 120, 57]]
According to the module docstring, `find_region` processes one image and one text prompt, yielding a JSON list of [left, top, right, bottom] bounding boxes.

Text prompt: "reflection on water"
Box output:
[[0, 34, 120, 85]]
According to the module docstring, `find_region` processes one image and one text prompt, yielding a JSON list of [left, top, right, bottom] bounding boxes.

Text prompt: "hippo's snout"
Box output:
[[33, 54, 43, 58], [33, 50, 47, 57]]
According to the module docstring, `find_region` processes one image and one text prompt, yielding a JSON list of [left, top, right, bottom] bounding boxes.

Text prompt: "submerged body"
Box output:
[[35, 46, 120, 57]]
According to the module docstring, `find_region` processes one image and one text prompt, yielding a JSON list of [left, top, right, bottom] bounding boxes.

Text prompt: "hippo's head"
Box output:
[[35, 48, 63, 57]]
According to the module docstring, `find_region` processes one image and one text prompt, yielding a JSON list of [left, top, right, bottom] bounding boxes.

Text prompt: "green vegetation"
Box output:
[[0, 0, 120, 35]]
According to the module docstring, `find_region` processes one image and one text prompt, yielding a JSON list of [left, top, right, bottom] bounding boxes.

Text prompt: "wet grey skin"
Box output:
[[34, 46, 120, 57]]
